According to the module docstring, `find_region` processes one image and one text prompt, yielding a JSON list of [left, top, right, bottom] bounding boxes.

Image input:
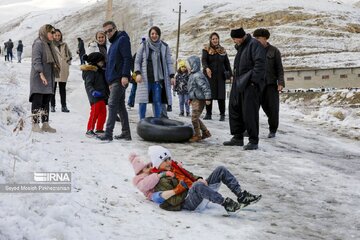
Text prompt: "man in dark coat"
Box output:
[[223, 28, 266, 150], [253, 28, 284, 138], [6, 39, 14, 62], [97, 21, 132, 142], [77, 37, 86, 65]]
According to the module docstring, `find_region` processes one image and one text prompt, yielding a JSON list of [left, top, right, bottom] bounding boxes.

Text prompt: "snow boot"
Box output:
[[219, 115, 225, 121], [114, 131, 132, 141], [50, 106, 55, 112], [189, 134, 202, 143], [201, 130, 211, 139], [61, 106, 70, 113], [223, 136, 243, 146], [32, 123, 42, 133], [41, 122, 56, 133], [222, 197, 241, 212], [237, 190, 262, 206], [96, 134, 113, 142], [268, 132, 276, 138], [179, 111, 184, 117], [203, 113, 212, 120], [243, 143, 258, 150]]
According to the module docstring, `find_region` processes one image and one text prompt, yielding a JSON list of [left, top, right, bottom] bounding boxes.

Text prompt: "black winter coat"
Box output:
[[81, 65, 109, 105], [202, 49, 232, 100], [233, 34, 266, 92], [265, 44, 284, 87]]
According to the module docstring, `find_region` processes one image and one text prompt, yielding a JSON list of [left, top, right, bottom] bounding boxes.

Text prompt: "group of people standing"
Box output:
[[2, 39, 23, 63], [29, 21, 284, 151]]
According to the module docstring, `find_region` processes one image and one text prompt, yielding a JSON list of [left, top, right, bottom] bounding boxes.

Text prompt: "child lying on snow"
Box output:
[[129, 153, 188, 204]]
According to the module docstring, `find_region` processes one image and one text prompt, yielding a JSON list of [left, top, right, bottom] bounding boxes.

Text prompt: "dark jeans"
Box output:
[[127, 83, 137, 107], [7, 51, 13, 62], [182, 166, 243, 211], [205, 99, 225, 116], [105, 81, 130, 137], [51, 82, 67, 107], [31, 93, 52, 123], [178, 93, 190, 114], [229, 84, 261, 144], [139, 82, 162, 120], [261, 84, 279, 133]]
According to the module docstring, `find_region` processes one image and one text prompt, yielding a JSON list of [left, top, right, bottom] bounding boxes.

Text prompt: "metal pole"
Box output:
[[175, 2, 181, 70], [106, 0, 113, 21]]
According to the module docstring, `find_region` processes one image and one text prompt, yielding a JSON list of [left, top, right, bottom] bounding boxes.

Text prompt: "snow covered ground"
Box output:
[[0, 58, 359, 239]]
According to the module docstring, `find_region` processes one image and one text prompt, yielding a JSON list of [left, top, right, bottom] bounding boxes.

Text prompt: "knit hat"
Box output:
[[230, 28, 246, 38], [129, 153, 149, 175], [83, 52, 105, 65], [178, 60, 186, 69], [253, 28, 270, 39], [148, 146, 172, 169]]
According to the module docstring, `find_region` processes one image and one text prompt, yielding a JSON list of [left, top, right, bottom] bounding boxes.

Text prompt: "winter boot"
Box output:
[[32, 123, 42, 133], [189, 135, 202, 143], [50, 106, 55, 112], [86, 130, 96, 138], [237, 190, 262, 206], [186, 112, 190, 117], [114, 131, 132, 141], [96, 134, 113, 142], [201, 130, 211, 139], [203, 114, 212, 120], [222, 197, 241, 212], [167, 105, 172, 112], [223, 136, 243, 146], [41, 122, 56, 133], [268, 132, 276, 138], [243, 143, 258, 150], [219, 115, 225, 121], [179, 111, 184, 117], [61, 106, 70, 113]]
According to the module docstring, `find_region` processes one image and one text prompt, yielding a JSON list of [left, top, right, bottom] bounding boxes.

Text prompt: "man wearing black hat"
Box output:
[[253, 28, 284, 139], [223, 28, 266, 150]]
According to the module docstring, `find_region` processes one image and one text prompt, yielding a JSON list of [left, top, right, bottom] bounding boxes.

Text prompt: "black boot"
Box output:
[[219, 115, 225, 121], [222, 197, 241, 212], [203, 114, 212, 120], [114, 131, 132, 141], [223, 136, 243, 146], [243, 143, 258, 150], [237, 190, 262, 205], [51, 106, 55, 112], [61, 106, 70, 113]]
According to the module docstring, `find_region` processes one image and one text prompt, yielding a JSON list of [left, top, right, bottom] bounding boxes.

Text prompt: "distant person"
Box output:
[[81, 52, 109, 137], [223, 28, 266, 150], [3, 43, 8, 61], [97, 21, 132, 142], [77, 37, 86, 65], [6, 39, 14, 62], [174, 59, 190, 117], [134, 26, 175, 120], [16, 40, 23, 63], [127, 53, 138, 109], [51, 29, 72, 113], [253, 28, 284, 138], [186, 56, 212, 142], [29, 24, 60, 133], [202, 32, 232, 121]]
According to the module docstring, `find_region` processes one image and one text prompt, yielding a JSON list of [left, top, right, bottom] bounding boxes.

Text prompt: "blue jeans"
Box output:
[[127, 83, 137, 107], [105, 81, 130, 137], [178, 93, 190, 113], [139, 82, 162, 119], [182, 166, 243, 211]]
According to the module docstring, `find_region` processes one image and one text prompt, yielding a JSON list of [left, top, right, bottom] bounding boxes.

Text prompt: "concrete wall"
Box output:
[[285, 67, 360, 89]]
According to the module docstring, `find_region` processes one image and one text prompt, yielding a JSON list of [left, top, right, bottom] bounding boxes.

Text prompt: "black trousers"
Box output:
[[31, 93, 52, 123], [261, 84, 279, 133], [228, 84, 260, 144], [51, 82, 67, 107], [205, 99, 225, 116]]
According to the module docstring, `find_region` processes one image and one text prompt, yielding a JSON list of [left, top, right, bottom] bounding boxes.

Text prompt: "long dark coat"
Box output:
[[201, 48, 232, 100]]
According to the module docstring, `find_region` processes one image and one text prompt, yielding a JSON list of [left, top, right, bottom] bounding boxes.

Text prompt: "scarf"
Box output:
[[147, 38, 164, 82], [204, 43, 226, 55], [38, 25, 60, 78]]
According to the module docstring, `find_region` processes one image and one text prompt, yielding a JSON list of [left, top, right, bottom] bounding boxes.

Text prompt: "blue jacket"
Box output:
[[105, 31, 132, 84]]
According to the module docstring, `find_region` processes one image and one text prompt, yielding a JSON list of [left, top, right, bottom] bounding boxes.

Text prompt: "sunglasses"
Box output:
[[104, 28, 114, 34]]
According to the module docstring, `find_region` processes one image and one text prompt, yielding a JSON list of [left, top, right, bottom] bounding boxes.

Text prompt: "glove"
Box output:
[[92, 90, 103, 98], [173, 180, 188, 195], [159, 171, 174, 178]]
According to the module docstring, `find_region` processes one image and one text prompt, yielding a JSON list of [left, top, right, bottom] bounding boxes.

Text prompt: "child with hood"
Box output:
[[81, 52, 109, 137], [186, 56, 212, 142], [129, 153, 187, 204], [174, 59, 190, 117]]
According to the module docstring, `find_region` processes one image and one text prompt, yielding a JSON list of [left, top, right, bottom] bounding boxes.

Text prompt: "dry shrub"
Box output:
[[332, 111, 345, 121]]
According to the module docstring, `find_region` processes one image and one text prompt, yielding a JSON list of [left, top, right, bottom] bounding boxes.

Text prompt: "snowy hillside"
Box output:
[[2, 0, 360, 68]]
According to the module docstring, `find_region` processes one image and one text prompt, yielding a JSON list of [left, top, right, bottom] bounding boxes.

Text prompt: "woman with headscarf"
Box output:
[[29, 24, 60, 133], [202, 32, 232, 121], [134, 26, 175, 120], [50, 29, 72, 113]]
